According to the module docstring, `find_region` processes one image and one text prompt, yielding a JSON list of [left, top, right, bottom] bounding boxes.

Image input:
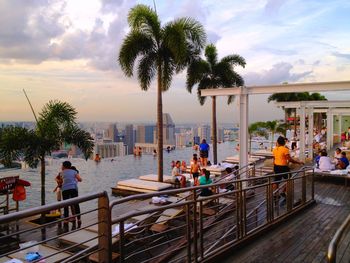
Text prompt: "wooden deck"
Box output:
[[222, 181, 350, 263]]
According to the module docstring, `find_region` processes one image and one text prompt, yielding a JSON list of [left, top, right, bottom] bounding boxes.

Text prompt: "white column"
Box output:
[[326, 109, 332, 151], [239, 87, 249, 176], [299, 105, 306, 161], [308, 107, 314, 160], [339, 114, 342, 142]]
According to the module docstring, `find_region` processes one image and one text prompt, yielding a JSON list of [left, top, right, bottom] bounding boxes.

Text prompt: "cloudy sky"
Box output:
[[1, 0, 350, 124]]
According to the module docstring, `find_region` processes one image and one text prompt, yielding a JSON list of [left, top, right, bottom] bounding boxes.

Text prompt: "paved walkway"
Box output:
[[223, 181, 350, 263]]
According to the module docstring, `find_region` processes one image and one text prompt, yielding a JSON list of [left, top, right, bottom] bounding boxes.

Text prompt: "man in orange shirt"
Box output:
[[273, 136, 303, 204]]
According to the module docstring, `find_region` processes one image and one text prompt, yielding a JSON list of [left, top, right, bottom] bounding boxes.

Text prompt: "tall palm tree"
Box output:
[[0, 101, 94, 206], [186, 44, 246, 164], [119, 4, 206, 182], [248, 122, 267, 154], [263, 120, 287, 151]]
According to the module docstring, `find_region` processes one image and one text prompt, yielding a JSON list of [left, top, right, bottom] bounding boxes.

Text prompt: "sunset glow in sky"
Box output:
[[1, 0, 350, 123]]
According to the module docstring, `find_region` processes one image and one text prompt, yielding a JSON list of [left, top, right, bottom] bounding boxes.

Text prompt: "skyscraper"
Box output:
[[198, 125, 210, 142], [107, 123, 118, 142], [136, 125, 156, 143], [163, 113, 176, 145], [124, 124, 134, 155]]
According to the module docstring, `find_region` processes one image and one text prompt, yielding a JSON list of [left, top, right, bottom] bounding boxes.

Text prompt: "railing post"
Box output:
[[302, 170, 306, 204], [199, 200, 204, 260], [186, 203, 192, 263], [242, 189, 247, 236], [192, 189, 198, 263], [119, 221, 125, 263], [98, 193, 111, 263], [286, 174, 293, 212], [311, 170, 315, 200]]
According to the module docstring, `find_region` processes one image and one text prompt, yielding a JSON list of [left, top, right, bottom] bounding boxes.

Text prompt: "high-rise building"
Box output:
[[218, 127, 224, 143], [94, 141, 126, 158], [198, 125, 210, 142], [106, 123, 118, 142], [163, 113, 176, 145], [124, 124, 134, 155], [136, 125, 156, 143]]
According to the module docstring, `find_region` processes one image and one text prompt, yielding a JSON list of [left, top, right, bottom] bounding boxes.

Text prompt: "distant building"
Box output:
[[218, 127, 224, 142], [198, 125, 210, 142], [124, 124, 134, 155], [163, 113, 176, 145], [176, 132, 191, 148], [94, 141, 126, 158], [106, 123, 118, 142], [136, 125, 156, 144], [193, 136, 200, 146]]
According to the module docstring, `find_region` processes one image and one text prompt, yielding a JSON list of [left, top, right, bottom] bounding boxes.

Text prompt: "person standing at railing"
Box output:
[[273, 136, 304, 205], [199, 139, 210, 167], [190, 156, 201, 186], [61, 161, 82, 230]]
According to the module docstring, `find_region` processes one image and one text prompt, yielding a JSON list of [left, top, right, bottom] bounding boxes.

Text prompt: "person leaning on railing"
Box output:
[[273, 136, 304, 203]]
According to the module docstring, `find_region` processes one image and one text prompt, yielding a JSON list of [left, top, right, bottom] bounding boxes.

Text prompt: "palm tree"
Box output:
[[0, 126, 30, 168], [263, 120, 287, 151], [248, 122, 267, 154], [0, 101, 94, 206], [186, 44, 246, 164], [119, 4, 206, 182]]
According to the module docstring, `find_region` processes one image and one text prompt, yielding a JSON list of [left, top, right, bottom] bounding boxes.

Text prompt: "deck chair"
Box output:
[[150, 208, 185, 233]]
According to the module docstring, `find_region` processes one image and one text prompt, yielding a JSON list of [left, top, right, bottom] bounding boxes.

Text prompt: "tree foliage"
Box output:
[[119, 4, 206, 181], [0, 100, 94, 205], [186, 44, 245, 163]]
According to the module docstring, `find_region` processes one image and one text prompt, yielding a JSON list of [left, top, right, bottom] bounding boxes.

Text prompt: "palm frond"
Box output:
[[220, 54, 246, 68], [127, 4, 161, 41], [118, 31, 154, 77], [186, 59, 210, 92], [204, 44, 218, 67], [63, 126, 94, 160], [227, 95, 235, 105], [137, 51, 157, 91], [197, 88, 206, 105]]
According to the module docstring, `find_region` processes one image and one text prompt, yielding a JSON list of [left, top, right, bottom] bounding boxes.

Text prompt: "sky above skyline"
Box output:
[[1, 0, 350, 124]]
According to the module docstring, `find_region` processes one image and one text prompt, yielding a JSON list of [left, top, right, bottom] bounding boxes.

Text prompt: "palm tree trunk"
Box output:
[[270, 131, 274, 151], [294, 109, 297, 137], [157, 65, 163, 182], [40, 156, 46, 206], [212, 96, 218, 164]]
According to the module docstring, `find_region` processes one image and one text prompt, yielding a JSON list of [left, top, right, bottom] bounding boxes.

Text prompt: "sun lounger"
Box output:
[[8, 244, 72, 263], [114, 179, 172, 194], [150, 208, 184, 233], [139, 174, 173, 184]]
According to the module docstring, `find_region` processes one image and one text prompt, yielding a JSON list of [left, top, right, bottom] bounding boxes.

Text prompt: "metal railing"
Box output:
[[109, 166, 315, 262], [0, 166, 315, 263], [0, 191, 110, 263], [327, 213, 350, 263]]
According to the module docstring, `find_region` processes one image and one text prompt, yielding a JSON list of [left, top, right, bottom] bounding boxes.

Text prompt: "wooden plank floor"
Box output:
[[223, 181, 350, 263]]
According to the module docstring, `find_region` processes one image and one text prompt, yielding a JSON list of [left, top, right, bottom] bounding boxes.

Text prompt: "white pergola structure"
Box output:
[[275, 100, 350, 161], [201, 81, 350, 171]]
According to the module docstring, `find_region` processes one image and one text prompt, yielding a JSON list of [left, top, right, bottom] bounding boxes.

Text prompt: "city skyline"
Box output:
[[1, 0, 350, 123]]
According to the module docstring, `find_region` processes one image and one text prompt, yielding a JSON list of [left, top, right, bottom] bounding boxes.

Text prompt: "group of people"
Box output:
[[171, 152, 214, 195], [54, 161, 82, 230], [315, 148, 349, 171]]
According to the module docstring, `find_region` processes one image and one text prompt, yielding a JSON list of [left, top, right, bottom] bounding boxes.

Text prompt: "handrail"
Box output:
[[0, 191, 107, 224], [327, 213, 350, 263], [110, 166, 313, 210]]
